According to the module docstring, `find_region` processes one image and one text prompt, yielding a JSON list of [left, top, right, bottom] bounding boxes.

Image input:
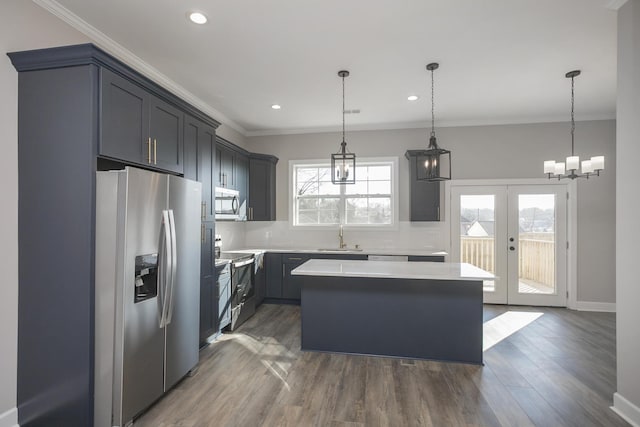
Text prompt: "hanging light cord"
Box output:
[[570, 75, 575, 156], [430, 67, 436, 138], [342, 73, 346, 146]]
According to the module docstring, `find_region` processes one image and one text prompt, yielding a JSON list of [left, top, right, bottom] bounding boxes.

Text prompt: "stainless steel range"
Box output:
[[217, 247, 256, 331]]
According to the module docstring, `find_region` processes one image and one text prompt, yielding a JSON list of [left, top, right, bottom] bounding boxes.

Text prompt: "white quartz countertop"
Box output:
[[291, 259, 494, 281], [225, 247, 447, 257]]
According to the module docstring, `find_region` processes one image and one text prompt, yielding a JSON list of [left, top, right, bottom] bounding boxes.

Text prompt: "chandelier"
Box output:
[[544, 70, 604, 179]]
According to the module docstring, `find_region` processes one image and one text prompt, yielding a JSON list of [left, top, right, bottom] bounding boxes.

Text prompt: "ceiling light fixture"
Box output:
[[408, 95, 419, 101], [544, 70, 604, 180], [415, 63, 451, 181], [331, 70, 356, 185], [188, 12, 208, 25], [271, 104, 281, 110]]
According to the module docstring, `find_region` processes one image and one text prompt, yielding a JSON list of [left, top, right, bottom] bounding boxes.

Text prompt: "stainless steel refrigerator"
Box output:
[[94, 167, 201, 427]]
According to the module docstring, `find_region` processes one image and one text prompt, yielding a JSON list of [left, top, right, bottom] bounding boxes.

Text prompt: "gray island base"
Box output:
[[292, 260, 493, 365]]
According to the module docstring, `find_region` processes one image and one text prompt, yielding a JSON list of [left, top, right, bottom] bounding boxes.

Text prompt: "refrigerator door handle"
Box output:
[[158, 210, 172, 328], [165, 209, 178, 325]]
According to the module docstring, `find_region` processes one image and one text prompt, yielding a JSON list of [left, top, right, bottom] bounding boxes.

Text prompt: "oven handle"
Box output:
[[232, 258, 254, 268]]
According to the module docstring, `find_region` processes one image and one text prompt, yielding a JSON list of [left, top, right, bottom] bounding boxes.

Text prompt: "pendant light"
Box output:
[[543, 70, 604, 179], [331, 70, 356, 184], [416, 62, 451, 181]]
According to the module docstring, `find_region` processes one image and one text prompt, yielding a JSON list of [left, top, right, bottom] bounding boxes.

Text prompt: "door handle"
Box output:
[[158, 210, 172, 327], [153, 138, 157, 165], [201, 202, 206, 220], [201, 223, 205, 243], [147, 137, 152, 164], [166, 210, 177, 325]]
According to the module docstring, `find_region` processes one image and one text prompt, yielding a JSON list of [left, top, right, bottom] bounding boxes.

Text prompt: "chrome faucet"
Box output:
[[339, 224, 346, 248]]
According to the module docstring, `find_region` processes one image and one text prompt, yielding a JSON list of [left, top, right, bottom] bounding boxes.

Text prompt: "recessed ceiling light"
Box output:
[[188, 12, 208, 25], [407, 95, 419, 101], [271, 104, 282, 110]]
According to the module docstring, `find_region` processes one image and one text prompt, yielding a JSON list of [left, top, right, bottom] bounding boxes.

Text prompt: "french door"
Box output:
[[450, 184, 568, 306]]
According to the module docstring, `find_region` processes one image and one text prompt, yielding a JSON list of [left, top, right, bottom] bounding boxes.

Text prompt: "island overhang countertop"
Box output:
[[291, 259, 494, 281]]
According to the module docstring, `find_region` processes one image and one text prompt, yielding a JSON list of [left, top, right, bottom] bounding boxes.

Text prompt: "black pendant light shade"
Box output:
[[417, 63, 451, 181], [332, 70, 356, 184]]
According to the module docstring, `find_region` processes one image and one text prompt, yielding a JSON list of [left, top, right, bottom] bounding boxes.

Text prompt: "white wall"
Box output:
[[246, 120, 616, 304], [0, 1, 89, 424], [614, 1, 640, 424]]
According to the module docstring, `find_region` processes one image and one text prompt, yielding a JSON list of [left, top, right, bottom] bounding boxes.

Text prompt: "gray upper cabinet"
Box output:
[[216, 144, 236, 189], [184, 115, 216, 222], [100, 68, 149, 164], [100, 68, 183, 174], [235, 153, 249, 220], [149, 96, 183, 173], [8, 43, 220, 426], [248, 154, 278, 221], [405, 150, 441, 221]]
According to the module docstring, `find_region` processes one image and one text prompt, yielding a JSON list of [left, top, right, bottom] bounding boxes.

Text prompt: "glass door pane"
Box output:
[[460, 195, 496, 293], [518, 194, 556, 295]]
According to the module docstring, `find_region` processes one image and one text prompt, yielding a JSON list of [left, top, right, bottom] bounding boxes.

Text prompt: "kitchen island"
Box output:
[[291, 259, 494, 365]]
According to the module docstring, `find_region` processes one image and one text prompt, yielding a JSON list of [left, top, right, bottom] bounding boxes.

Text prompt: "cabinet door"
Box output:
[[249, 158, 277, 221], [254, 261, 266, 307], [183, 119, 198, 181], [149, 96, 183, 174], [265, 253, 283, 298], [218, 269, 231, 330], [100, 68, 149, 165], [282, 254, 310, 300], [199, 223, 215, 343], [184, 116, 216, 222], [235, 153, 249, 220], [219, 146, 235, 188]]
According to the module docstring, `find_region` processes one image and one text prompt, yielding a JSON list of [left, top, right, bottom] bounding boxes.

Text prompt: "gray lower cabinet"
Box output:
[[101, 67, 184, 174], [405, 150, 441, 221], [408, 255, 445, 262], [265, 253, 368, 302], [255, 258, 266, 306], [265, 253, 283, 298], [217, 264, 232, 330], [248, 154, 278, 221]]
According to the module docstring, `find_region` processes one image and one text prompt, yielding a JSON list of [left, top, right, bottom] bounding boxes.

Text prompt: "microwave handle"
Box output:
[[232, 196, 239, 214]]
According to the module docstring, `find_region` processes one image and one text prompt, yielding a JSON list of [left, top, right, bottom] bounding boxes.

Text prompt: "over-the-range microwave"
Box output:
[[214, 187, 240, 220]]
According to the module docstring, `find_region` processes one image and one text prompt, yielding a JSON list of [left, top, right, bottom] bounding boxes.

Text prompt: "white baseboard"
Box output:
[[612, 393, 640, 427], [0, 407, 18, 427], [574, 301, 616, 312]]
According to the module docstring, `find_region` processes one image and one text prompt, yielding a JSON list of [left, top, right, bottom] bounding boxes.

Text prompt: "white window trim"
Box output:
[[289, 157, 400, 230]]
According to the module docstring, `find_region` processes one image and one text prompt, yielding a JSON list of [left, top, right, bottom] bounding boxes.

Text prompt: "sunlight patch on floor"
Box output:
[[483, 311, 543, 351]]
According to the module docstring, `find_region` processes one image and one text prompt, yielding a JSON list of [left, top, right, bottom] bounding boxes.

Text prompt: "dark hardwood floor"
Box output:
[[136, 304, 628, 427]]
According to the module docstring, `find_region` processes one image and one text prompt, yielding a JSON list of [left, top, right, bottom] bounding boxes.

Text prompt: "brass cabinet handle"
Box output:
[[153, 139, 157, 165], [147, 137, 152, 163]]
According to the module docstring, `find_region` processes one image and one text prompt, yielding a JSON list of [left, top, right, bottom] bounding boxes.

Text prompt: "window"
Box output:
[[291, 158, 398, 227]]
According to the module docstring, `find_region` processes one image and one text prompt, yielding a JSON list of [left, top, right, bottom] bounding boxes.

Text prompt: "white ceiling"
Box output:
[[45, 0, 618, 136]]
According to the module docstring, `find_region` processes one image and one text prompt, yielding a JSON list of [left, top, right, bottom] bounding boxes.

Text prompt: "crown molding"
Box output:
[[245, 113, 616, 137], [604, 0, 629, 10], [32, 0, 247, 136]]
